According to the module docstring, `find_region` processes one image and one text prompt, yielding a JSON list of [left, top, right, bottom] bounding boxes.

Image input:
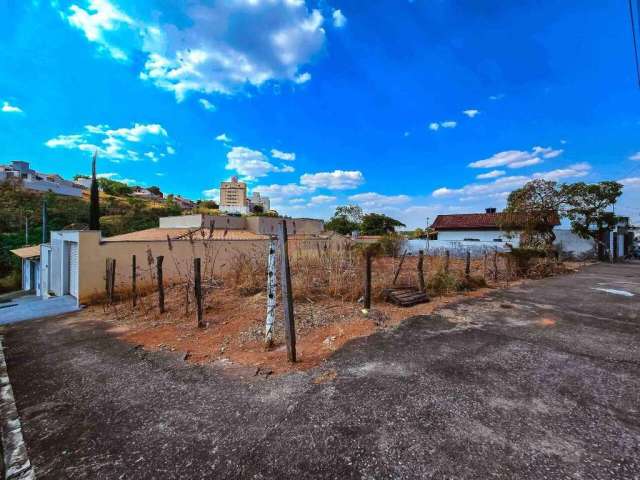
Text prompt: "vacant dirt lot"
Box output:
[[3, 262, 639, 479]]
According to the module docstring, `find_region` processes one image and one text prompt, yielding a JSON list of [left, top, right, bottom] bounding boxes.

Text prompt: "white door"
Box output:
[[68, 242, 79, 298]]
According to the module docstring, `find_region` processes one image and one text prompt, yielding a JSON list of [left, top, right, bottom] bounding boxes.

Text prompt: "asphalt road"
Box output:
[[3, 262, 640, 479]]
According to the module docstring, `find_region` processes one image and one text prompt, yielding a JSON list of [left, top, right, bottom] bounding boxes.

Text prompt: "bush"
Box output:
[[428, 270, 460, 295], [509, 247, 547, 275], [378, 233, 407, 257], [0, 271, 21, 294]]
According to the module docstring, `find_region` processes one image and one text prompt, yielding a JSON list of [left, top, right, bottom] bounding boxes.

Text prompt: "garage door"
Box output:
[[68, 242, 79, 298]]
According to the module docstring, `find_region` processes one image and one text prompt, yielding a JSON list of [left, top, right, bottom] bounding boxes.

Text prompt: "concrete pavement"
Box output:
[[2, 262, 639, 479], [0, 295, 79, 325]]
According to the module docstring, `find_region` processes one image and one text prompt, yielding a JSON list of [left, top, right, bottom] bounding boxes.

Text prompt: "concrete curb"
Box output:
[[0, 337, 35, 480]]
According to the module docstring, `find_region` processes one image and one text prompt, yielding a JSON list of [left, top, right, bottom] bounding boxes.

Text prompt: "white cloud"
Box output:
[[469, 146, 563, 169], [45, 122, 171, 162], [166, 146, 175, 155], [476, 170, 505, 179], [620, 177, 640, 187], [309, 194, 337, 205], [629, 152, 640, 161], [1, 101, 23, 113], [271, 149, 296, 161], [225, 146, 294, 179], [290, 197, 306, 204], [65, 0, 134, 60], [300, 170, 364, 190], [202, 187, 220, 200], [96, 172, 118, 179], [433, 163, 590, 199], [429, 120, 457, 131], [253, 183, 311, 200], [348, 192, 410, 208], [61, 0, 327, 100], [332, 9, 347, 28], [198, 98, 216, 112], [489, 94, 505, 100], [294, 72, 312, 84], [216, 133, 231, 143], [462, 109, 479, 118]]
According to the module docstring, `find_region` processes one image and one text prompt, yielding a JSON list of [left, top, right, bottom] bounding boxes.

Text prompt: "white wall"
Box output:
[[553, 229, 595, 256], [437, 230, 519, 246]]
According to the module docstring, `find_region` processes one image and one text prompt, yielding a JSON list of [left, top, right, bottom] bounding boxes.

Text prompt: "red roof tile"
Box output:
[[431, 212, 560, 231]]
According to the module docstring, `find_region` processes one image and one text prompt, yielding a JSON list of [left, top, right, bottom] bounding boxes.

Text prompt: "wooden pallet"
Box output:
[[383, 287, 429, 307]]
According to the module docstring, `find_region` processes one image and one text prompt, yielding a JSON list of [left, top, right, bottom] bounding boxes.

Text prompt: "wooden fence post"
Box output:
[[483, 252, 488, 280], [493, 249, 498, 282], [131, 255, 137, 307], [278, 220, 296, 362], [417, 250, 426, 293], [392, 250, 407, 286], [194, 258, 204, 328], [363, 249, 372, 310], [465, 250, 471, 280], [156, 255, 164, 313], [265, 237, 277, 348], [109, 259, 116, 304], [105, 258, 111, 302], [444, 250, 450, 273]]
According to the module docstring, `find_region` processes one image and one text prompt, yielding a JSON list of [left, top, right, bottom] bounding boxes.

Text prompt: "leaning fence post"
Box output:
[[194, 258, 204, 328], [493, 249, 498, 282], [444, 250, 450, 273], [109, 259, 116, 304], [156, 255, 165, 313], [417, 250, 426, 293], [363, 248, 372, 311], [278, 220, 296, 362], [105, 258, 111, 302], [392, 250, 407, 286], [483, 251, 488, 280], [131, 255, 137, 307], [465, 250, 471, 280], [265, 237, 277, 348]]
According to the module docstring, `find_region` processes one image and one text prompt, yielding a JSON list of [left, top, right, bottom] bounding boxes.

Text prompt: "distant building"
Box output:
[[131, 186, 161, 200], [430, 208, 521, 246], [74, 177, 93, 189], [248, 191, 270, 212], [0, 161, 84, 197], [220, 176, 249, 214], [170, 195, 196, 210]]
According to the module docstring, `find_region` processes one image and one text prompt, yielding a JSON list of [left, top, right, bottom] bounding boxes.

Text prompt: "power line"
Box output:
[[630, 0, 640, 87]]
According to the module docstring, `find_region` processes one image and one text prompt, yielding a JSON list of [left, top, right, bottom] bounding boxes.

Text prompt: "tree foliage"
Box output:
[[562, 181, 623, 240], [97, 178, 133, 196], [334, 205, 363, 224], [360, 213, 405, 235]]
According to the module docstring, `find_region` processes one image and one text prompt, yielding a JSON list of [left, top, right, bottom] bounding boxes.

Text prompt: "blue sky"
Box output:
[[1, 0, 639, 228]]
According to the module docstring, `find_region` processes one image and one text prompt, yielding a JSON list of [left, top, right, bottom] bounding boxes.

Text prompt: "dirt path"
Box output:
[[3, 262, 640, 479]]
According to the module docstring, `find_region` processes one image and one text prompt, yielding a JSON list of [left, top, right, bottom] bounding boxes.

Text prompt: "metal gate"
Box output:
[[68, 242, 79, 298]]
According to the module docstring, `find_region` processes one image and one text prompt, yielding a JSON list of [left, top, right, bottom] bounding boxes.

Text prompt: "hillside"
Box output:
[[0, 180, 188, 291]]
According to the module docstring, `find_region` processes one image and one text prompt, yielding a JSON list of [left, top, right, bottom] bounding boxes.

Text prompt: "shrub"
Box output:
[[378, 233, 406, 257], [428, 270, 460, 295], [509, 247, 547, 275]]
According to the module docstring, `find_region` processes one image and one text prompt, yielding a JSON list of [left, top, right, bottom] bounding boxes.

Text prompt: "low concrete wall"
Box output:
[[246, 217, 324, 235]]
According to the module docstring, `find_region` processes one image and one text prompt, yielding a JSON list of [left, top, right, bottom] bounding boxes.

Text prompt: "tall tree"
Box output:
[[360, 213, 405, 235], [334, 205, 363, 224], [89, 151, 100, 231], [499, 179, 565, 249], [562, 181, 623, 245]]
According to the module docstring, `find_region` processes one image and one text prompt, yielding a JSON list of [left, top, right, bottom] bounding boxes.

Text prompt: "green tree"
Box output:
[[334, 205, 363, 224], [499, 179, 565, 249], [325, 215, 359, 235], [147, 186, 162, 197], [360, 213, 405, 235], [562, 181, 623, 244], [97, 178, 133, 196]]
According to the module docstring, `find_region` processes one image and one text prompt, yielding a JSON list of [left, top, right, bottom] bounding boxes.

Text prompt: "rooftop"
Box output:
[[431, 212, 560, 231], [10, 245, 41, 259]]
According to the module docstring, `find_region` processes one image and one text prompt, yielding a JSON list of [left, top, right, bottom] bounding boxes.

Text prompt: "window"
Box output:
[[463, 238, 480, 242], [493, 238, 503, 242]]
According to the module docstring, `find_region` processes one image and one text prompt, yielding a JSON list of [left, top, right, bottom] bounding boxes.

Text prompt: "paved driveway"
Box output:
[[3, 263, 640, 479], [0, 295, 79, 325]]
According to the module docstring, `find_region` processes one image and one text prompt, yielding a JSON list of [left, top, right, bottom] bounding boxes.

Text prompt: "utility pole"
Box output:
[[25, 214, 29, 244], [42, 198, 48, 244]]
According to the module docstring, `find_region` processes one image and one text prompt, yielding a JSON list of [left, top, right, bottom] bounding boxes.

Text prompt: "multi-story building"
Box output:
[[0, 161, 84, 197], [248, 192, 270, 212], [219, 176, 248, 214]]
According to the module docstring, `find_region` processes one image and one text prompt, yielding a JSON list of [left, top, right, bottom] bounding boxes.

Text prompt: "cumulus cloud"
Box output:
[[332, 9, 347, 28], [469, 146, 564, 169], [271, 149, 296, 161], [202, 187, 220, 200], [429, 120, 456, 131], [300, 170, 364, 190], [225, 146, 294, 180], [348, 192, 410, 208], [476, 170, 505, 179], [489, 94, 505, 100], [216, 133, 231, 143], [629, 152, 640, 161], [198, 98, 216, 111], [309, 194, 337, 205], [620, 177, 640, 187], [253, 183, 311, 202], [462, 109, 479, 118], [1, 101, 23, 113], [433, 163, 590, 199], [45, 122, 171, 162], [61, 0, 327, 100]]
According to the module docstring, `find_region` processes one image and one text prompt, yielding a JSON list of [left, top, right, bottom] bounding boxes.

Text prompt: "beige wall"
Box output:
[[246, 217, 324, 235], [76, 231, 267, 303]]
